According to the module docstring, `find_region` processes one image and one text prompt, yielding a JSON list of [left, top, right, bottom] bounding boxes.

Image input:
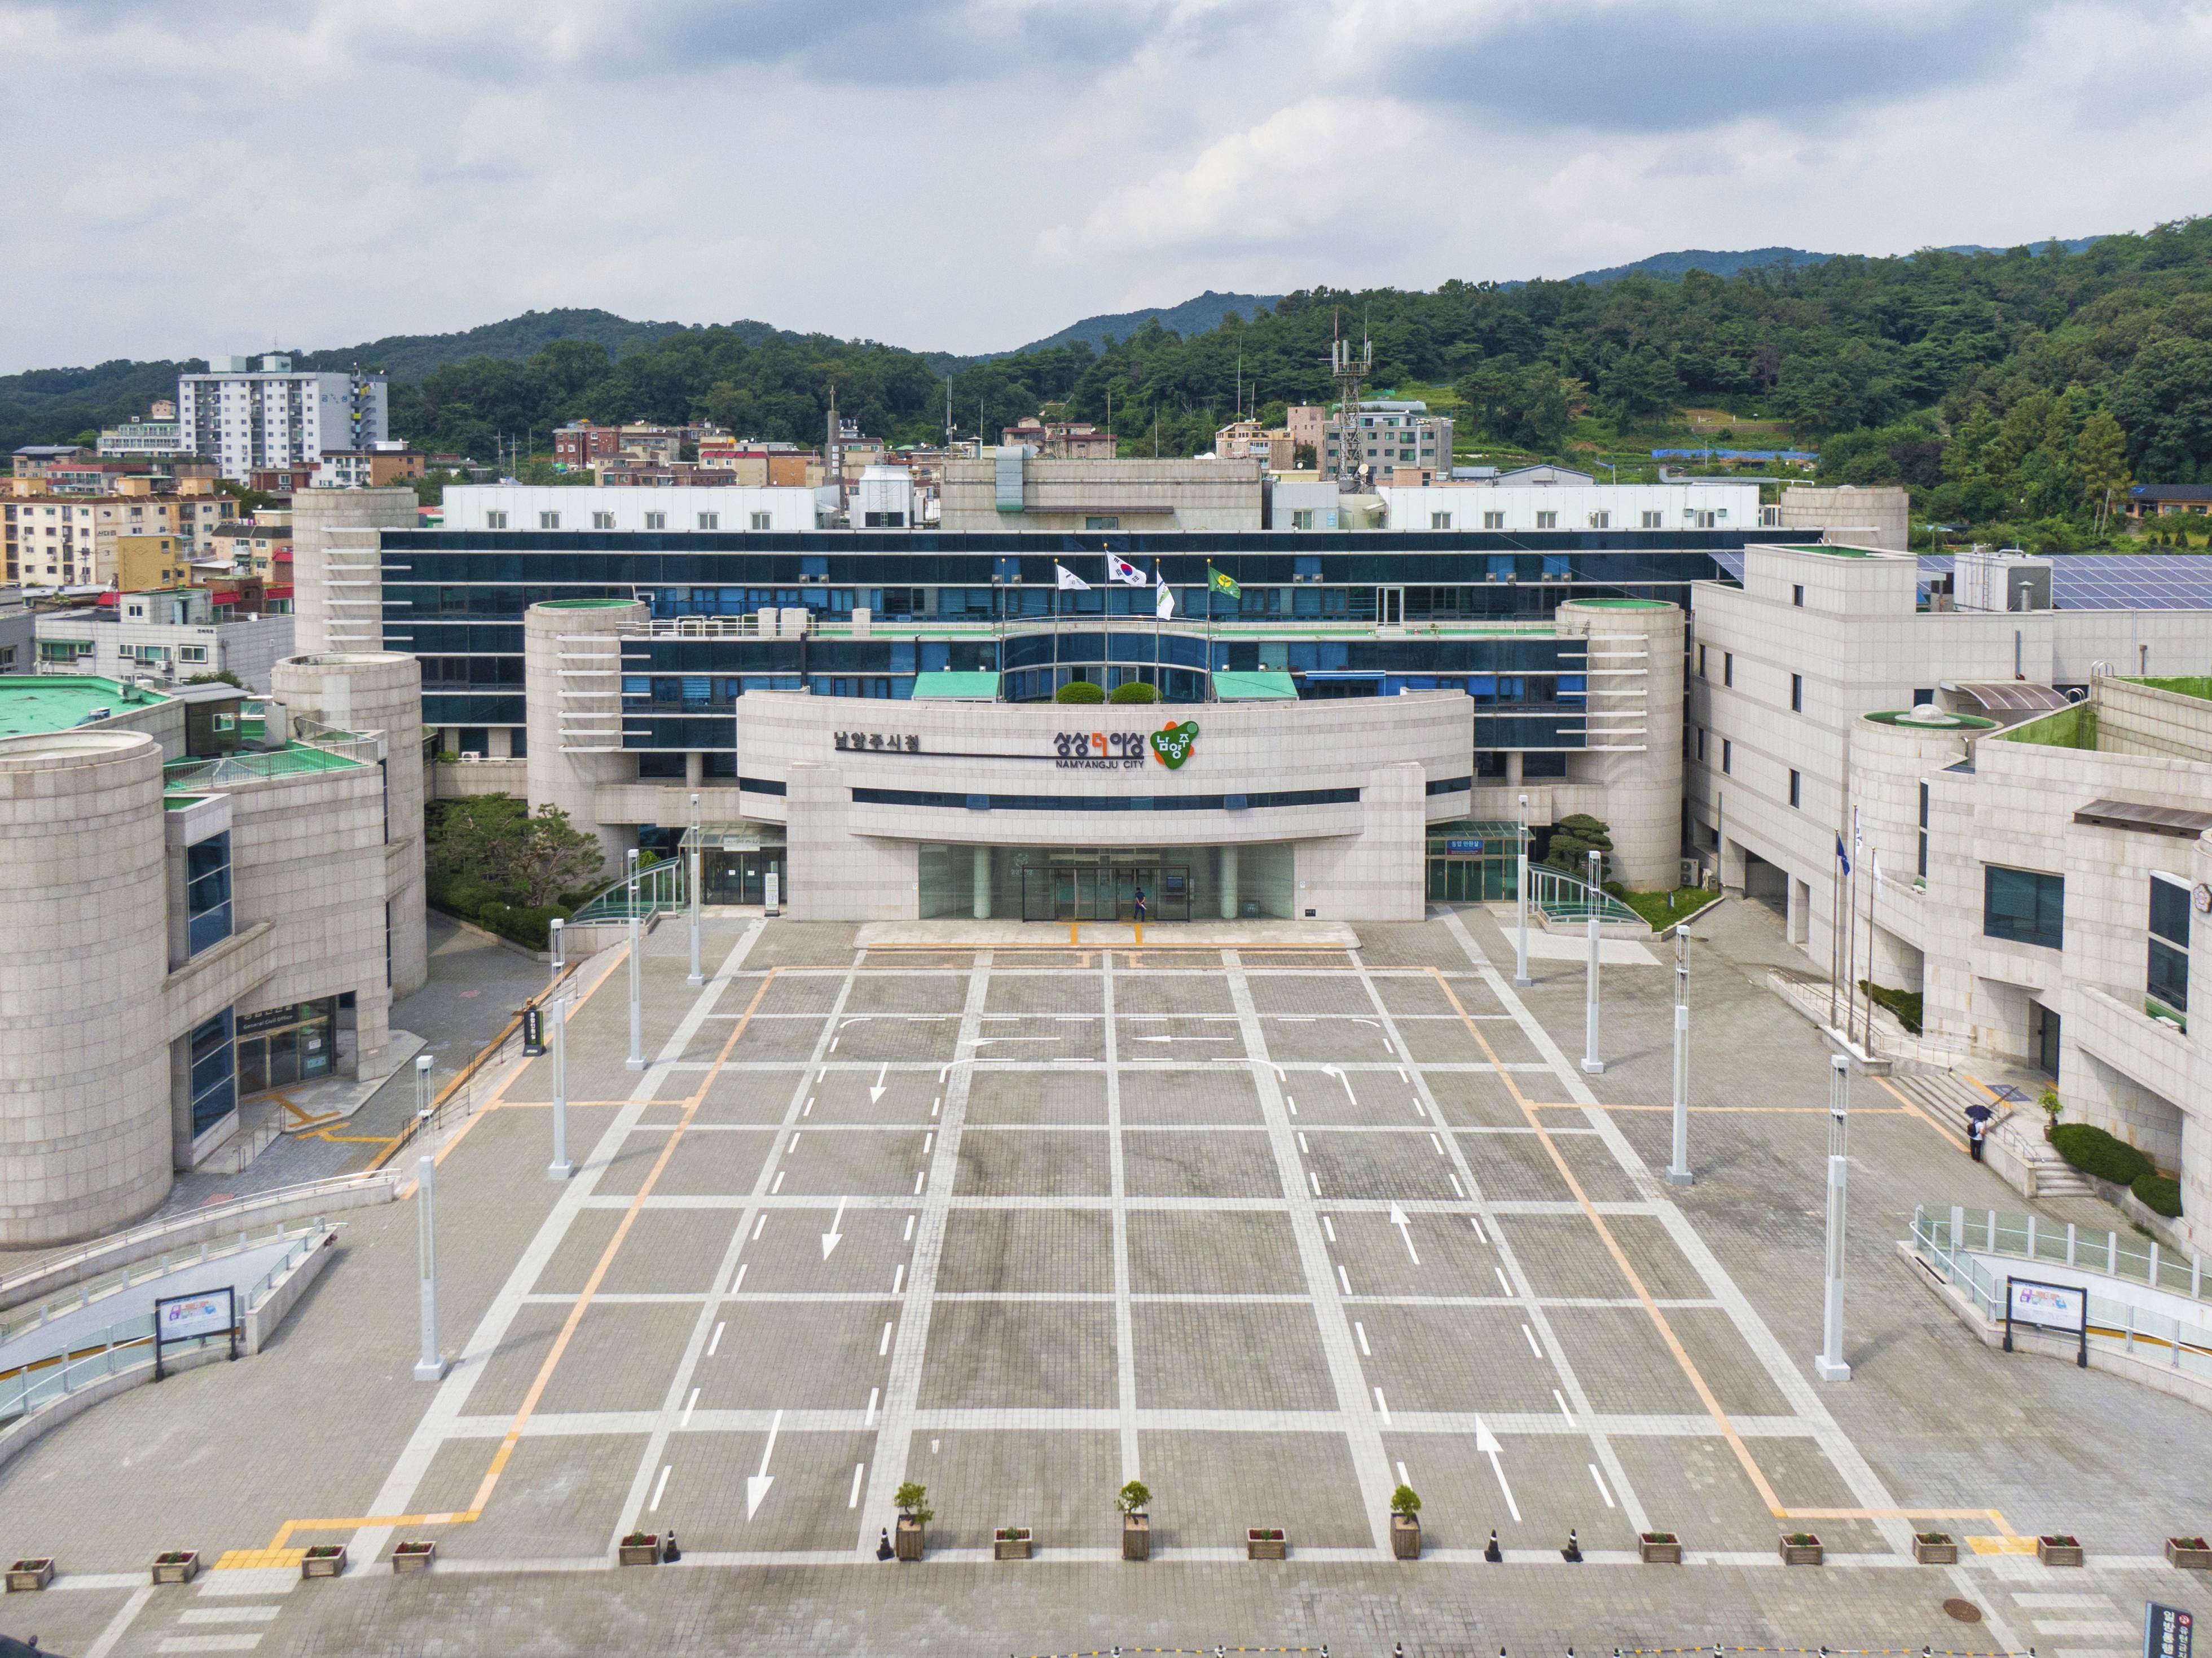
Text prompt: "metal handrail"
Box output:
[[568, 858, 686, 926], [1527, 862, 1641, 926], [1913, 1203, 2207, 1304], [0, 1219, 310, 1346]]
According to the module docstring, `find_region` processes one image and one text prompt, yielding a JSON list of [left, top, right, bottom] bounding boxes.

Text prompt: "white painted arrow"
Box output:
[[1321, 1065, 1355, 1103], [1388, 1203, 1421, 1265], [1474, 1417, 1519, 1522], [747, 1409, 782, 1518], [821, 1197, 847, 1260], [869, 1063, 888, 1105]]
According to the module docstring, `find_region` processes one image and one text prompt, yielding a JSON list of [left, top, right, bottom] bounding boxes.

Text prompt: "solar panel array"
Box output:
[[1708, 550, 2212, 610]]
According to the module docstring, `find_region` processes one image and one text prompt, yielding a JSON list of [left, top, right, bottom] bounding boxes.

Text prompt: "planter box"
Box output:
[[1913, 1536, 1959, 1565], [1391, 1515, 1421, 1560], [993, 1530, 1031, 1561], [894, 1518, 924, 1562], [1122, 1514, 1150, 1562], [2038, 1536, 2085, 1568], [2166, 1538, 2212, 1571], [151, 1551, 200, 1585], [392, 1541, 437, 1574], [5, 1559, 54, 1593], [618, 1536, 662, 1567], [1638, 1536, 1682, 1565], [1778, 1536, 1823, 1566], [1246, 1529, 1287, 1562], [301, 1546, 346, 1580]]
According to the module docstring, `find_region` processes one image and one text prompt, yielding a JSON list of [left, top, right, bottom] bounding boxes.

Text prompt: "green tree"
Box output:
[[1546, 814, 1614, 876], [2072, 407, 2131, 530], [427, 794, 605, 907]]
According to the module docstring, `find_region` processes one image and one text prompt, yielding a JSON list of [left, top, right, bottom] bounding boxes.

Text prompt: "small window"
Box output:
[[485, 511, 508, 529], [1698, 645, 1708, 678], [1721, 738, 1732, 775], [1913, 687, 1934, 710], [750, 512, 772, 531], [1984, 865, 2064, 950], [2149, 875, 2190, 1014], [1723, 652, 1734, 688], [644, 512, 666, 530], [1291, 509, 1314, 530], [1430, 511, 1452, 529], [1918, 781, 1929, 879], [1792, 584, 1805, 607], [697, 513, 719, 530], [592, 512, 614, 529], [1697, 727, 1707, 761], [1587, 511, 1609, 529], [1535, 511, 1557, 530], [178, 645, 209, 663], [1791, 672, 1803, 713], [538, 512, 561, 529], [1084, 516, 1120, 531], [1788, 769, 1800, 807], [1483, 511, 1505, 529], [1640, 511, 1662, 528]]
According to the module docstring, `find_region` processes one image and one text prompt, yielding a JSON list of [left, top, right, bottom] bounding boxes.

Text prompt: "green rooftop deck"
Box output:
[[0, 675, 169, 740], [162, 742, 367, 793]]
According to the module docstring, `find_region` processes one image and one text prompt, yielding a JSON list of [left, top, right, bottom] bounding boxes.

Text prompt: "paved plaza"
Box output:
[[4, 904, 2207, 1656]]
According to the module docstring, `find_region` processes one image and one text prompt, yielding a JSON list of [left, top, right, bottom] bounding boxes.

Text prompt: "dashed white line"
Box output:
[[1373, 1387, 1392, 1425], [865, 1387, 879, 1426], [1411, 1098, 1427, 1118], [788, 1133, 801, 1152], [682, 1388, 699, 1427], [1321, 1216, 1336, 1243], [1521, 1323, 1542, 1358], [1285, 1094, 1298, 1115], [892, 1264, 907, 1295], [1589, 1463, 1615, 1507], [903, 1214, 916, 1242], [752, 1213, 768, 1240], [931, 1096, 942, 1118], [803, 1096, 815, 1116], [912, 1169, 926, 1194], [879, 1321, 894, 1356], [649, 1463, 672, 1511], [1428, 1132, 1445, 1155], [922, 1132, 934, 1155], [1396, 1459, 1410, 1486], [1449, 1173, 1466, 1197], [848, 1462, 867, 1509], [771, 1170, 785, 1194], [1494, 1265, 1514, 1296], [1554, 1388, 1573, 1424], [1308, 1170, 1322, 1195], [1470, 1215, 1487, 1244], [708, 1321, 725, 1357], [732, 1263, 748, 1294], [1355, 1321, 1371, 1356], [1336, 1263, 1352, 1295], [1296, 1131, 1310, 1155]]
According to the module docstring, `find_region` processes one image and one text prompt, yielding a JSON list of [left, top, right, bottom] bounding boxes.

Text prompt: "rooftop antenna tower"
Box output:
[[1326, 307, 1371, 489]]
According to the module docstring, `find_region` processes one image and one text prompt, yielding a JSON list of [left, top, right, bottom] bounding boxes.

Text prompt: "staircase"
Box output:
[[1890, 1066, 2096, 1199]]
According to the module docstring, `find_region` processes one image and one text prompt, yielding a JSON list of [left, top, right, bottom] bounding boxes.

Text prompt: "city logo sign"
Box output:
[[1149, 721, 1199, 769]]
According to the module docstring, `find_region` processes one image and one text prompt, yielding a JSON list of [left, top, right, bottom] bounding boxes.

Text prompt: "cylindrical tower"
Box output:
[[1555, 598, 1686, 890], [525, 599, 647, 869], [274, 650, 429, 996], [289, 486, 416, 654], [0, 731, 173, 1244]]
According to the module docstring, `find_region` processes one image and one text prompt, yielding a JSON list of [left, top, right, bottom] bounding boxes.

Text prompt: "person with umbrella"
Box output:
[[1964, 1101, 1991, 1162]]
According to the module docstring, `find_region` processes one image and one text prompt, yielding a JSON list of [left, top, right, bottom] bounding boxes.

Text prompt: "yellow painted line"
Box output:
[[1533, 1103, 1910, 1115], [214, 1547, 306, 1570], [1956, 1070, 2009, 1104], [462, 966, 778, 1518], [1969, 1533, 2038, 1554], [1426, 965, 1788, 1516], [263, 1511, 479, 1552], [1872, 1072, 1968, 1153]]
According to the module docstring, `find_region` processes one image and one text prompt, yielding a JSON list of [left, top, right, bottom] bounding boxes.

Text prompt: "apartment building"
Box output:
[[178, 354, 389, 483], [98, 402, 184, 458], [1321, 401, 1454, 478], [2, 483, 235, 585], [1000, 417, 1116, 460], [36, 586, 294, 691]]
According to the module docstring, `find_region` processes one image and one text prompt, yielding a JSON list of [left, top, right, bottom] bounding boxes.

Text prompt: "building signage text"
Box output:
[[834, 731, 920, 753]]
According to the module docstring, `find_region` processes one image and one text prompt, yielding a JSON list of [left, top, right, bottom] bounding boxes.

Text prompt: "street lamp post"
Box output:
[[625, 847, 644, 1072], [412, 1143, 446, 1382], [1666, 928, 1693, 1186], [1813, 1053, 1853, 1381], [1514, 792, 1532, 988], [547, 991, 574, 1180], [1580, 847, 1604, 1075], [687, 791, 703, 987], [548, 916, 564, 992]]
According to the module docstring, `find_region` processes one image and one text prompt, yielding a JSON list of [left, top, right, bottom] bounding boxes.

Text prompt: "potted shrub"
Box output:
[[1638, 1531, 1682, 1565], [1913, 1531, 1958, 1565], [151, 1550, 201, 1585], [618, 1531, 662, 1567], [5, 1558, 54, 1592], [300, 1544, 346, 1580], [392, 1540, 437, 1574], [2039, 1087, 2063, 1137], [894, 1483, 931, 1562], [2038, 1534, 2084, 1567], [2166, 1536, 2212, 1571], [993, 1526, 1032, 1562], [1389, 1486, 1422, 1560], [1118, 1480, 1151, 1562], [1778, 1532, 1823, 1565], [1246, 1527, 1287, 1562]]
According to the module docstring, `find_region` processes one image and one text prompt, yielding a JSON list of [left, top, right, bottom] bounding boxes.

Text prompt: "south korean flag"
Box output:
[[1107, 553, 1148, 586]]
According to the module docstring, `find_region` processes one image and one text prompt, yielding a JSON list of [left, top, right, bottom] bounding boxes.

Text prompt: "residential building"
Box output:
[[178, 354, 389, 483], [250, 464, 319, 495], [98, 402, 183, 459], [0, 652, 425, 1242], [1, 485, 234, 586], [36, 586, 294, 691], [616, 423, 685, 467], [1215, 420, 1299, 470], [2127, 484, 2212, 520], [312, 444, 426, 489], [553, 423, 621, 470], [1321, 401, 1454, 480], [0, 586, 28, 674], [113, 533, 194, 591], [595, 464, 740, 489], [1286, 405, 1326, 464], [205, 518, 294, 583], [940, 455, 1264, 533], [11, 445, 93, 480], [1000, 417, 1116, 460]]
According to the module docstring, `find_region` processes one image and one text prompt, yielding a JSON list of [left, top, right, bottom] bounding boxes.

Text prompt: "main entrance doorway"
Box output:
[[1022, 860, 1191, 922]]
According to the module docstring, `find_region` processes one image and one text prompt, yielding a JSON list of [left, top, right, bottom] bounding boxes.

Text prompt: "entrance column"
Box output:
[[972, 845, 992, 920], [1219, 844, 1239, 920]]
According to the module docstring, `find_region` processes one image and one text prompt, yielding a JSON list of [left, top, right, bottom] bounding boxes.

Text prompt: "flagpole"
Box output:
[[1862, 845, 1879, 1052], [1841, 817, 1859, 1052], [1828, 832, 1843, 1032]]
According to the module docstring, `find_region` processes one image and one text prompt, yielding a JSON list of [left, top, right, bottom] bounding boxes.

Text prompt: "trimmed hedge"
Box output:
[[2049, 1123, 2154, 1186], [428, 871, 571, 949], [1109, 681, 1159, 703], [2132, 1172, 2184, 1217], [1054, 680, 1105, 704]]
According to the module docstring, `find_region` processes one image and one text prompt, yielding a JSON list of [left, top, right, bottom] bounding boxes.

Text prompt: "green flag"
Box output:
[[1207, 566, 1241, 598]]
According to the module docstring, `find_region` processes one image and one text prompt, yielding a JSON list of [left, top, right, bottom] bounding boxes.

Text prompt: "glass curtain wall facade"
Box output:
[[918, 843, 1297, 921]]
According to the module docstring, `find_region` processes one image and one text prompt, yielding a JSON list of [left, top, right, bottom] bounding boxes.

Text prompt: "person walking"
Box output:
[[1968, 1114, 1986, 1163], [1132, 886, 1147, 925]]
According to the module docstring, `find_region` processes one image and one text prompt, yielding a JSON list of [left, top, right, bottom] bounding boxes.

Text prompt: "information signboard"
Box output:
[[2006, 1275, 2089, 1366], [2146, 1602, 2192, 1658], [153, 1286, 238, 1378]]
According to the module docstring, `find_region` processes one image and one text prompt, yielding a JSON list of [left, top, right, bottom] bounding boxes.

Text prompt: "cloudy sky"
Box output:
[[2, 0, 2210, 373]]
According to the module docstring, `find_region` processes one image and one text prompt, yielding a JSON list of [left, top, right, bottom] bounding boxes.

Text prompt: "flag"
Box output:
[[1834, 833, 1850, 876], [1107, 553, 1147, 586], [1871, 848, 1883, 887], [1156, 573, 1175, 619], [1207, 566, 1241, 597], [1054, 562, 1089, 591]]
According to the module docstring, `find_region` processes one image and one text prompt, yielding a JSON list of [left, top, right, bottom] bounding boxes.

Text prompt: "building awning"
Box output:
[[2072, 799, 2212, 839], [679, 821, 786, 852], [1211, 670, 1299, 701], [1943, 680, 2073, 713], [910, 671, 999, 701]]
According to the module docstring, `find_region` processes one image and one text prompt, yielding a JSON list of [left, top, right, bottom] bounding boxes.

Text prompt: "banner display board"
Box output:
[[2005, 1274, 2090, 1366], [153, 1285, 238, 1378], [2145, 1603, 2192, 1658]]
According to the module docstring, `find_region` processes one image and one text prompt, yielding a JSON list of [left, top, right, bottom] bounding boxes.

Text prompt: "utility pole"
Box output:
[[1666, 928, 1693, 1186], [547, 991, 574, 1180], [1813, 1053, 1853, 1381], [625, 847, 644, 1072], [1581, 847, 1604, 1075], [687, 791, 703, 987], [1514, 793, 1532, 988]]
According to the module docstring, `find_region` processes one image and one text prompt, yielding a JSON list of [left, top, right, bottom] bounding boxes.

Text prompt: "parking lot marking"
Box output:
[[1321, 1215, 1336, 1242], [1309, 1170, 1322, 1195], [752, 1213, 767, 1240], [1336, 1263, 1352, 1295], [1555, 1388, 1573, 1424], [649, 1464, 671, 1512], [1522, 1323, 1542, 1358], [1495, 1266, 1514, 1296], [1355, 1321, 1371, 1356], [921, 1132, 933, 1154], [771, 1170, 785, 1193], [1590, 1463, 1615, 1507], [803, 1096, 815, 1116], [912, 1169, 926, 1194], [903, 1213, 916, 1242], [681, 1389, 698, 1427], [1449, 1173, 1466, 1197], [708, 1321, 724, 1356], [1374, 1387, 1391, 1425], [1470, 1215, 1487, 1243], [879, 1321, 893, 1356], [1297, 1131, 1310, 1154], [732, 1264, 747, 1294], [892, 1264, 906, 1295], [848, 1463, 865, 1509], [865, 1388, 878, 1426]]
